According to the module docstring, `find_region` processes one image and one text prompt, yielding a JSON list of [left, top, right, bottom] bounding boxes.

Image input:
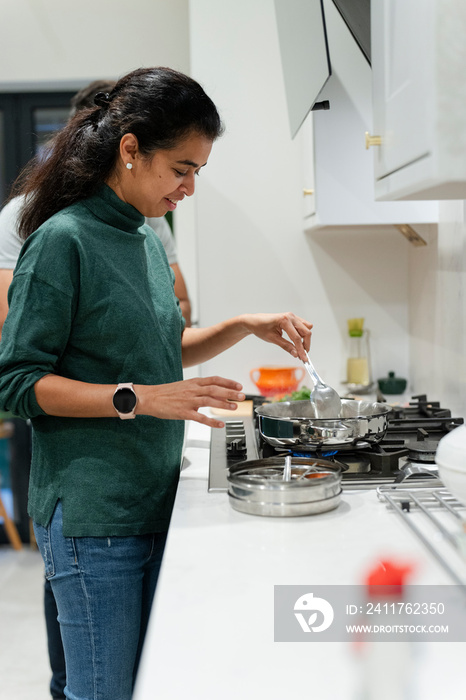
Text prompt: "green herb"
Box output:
[[276, 386, 311, 402]]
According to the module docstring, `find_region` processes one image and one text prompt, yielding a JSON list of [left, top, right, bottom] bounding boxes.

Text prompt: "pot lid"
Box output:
[[228, 456, 341, 484]]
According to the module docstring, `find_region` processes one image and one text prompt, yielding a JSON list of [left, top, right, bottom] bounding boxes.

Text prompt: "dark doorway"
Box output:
[[0, 92, 74, 206]]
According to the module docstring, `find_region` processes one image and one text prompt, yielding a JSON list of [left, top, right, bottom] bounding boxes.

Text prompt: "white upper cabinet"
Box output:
[[371, 0, 466, 200], [300, 0, 438, 232], [298, 115, 316, 221]]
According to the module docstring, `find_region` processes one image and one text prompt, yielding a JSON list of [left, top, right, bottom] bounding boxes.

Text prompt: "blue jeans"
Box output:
[[44, 577, 66, 699], [34, 501, 167, 700]]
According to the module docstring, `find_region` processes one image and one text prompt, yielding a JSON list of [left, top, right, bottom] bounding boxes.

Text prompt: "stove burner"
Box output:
[[270, 441, 371, 455], [405, 439, 439, 463], [208, 394, 465, 492], [287, 451, 350, 472], [335, 452, 372, 475]]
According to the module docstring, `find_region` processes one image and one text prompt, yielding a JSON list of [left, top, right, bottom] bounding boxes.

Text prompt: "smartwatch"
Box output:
[[112, 383, 138, 419]]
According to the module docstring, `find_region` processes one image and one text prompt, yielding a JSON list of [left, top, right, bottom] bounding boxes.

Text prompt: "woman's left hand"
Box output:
[[242, 312, 312, 362]]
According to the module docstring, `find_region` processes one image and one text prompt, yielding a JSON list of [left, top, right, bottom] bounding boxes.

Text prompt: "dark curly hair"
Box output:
[[14, 67, 223, 239]]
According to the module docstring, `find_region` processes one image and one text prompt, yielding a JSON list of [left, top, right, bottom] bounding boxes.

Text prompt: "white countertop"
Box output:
[[133, 419, 466, 700]]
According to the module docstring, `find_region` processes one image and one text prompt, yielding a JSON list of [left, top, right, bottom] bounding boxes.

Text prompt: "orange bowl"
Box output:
[[250, 366, 305, 398]]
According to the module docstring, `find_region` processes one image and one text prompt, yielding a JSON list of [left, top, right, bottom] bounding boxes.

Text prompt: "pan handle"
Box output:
[[302, 422, 353, 441]]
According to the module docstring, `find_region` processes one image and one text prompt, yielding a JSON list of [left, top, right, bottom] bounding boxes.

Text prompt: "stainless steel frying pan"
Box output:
[[255, 399, 392, 448]]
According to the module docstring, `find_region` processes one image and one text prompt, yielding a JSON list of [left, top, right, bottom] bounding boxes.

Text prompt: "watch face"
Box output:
[[114, 387, 137, 414]]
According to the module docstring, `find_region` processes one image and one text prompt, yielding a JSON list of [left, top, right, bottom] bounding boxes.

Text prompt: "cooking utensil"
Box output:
[[303, 351, 342, 418], [283, 454, 292, 481], [227, 456, 342, 516], [255, 399, 392, 449], [296, 463, 319, 480]]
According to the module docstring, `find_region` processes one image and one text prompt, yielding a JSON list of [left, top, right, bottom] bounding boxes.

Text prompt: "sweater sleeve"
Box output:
[[0, 220, 79, 419], [0, 270, 76, 418]]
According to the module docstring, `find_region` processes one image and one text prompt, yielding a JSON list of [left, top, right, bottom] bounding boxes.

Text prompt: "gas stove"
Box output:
[[208, 394, 464, 491]]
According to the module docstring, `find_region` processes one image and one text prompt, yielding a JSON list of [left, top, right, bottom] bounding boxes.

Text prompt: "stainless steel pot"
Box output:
[[255, 399, 392, 449], [227, 457, 342, 517]]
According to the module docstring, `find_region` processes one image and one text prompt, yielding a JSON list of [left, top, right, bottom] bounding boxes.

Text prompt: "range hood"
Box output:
[[274, 0, 370, 139], [332, 0, 371, 65], [274, 0, 331, 139]]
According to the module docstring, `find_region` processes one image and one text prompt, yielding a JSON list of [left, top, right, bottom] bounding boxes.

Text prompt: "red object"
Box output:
[[250, 366, 305, 398], [365, 559, 413, 598]]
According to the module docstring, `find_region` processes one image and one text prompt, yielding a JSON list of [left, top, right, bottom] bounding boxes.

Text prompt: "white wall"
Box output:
[[186, 0, 411, 396], [4, 0, 463, 417], [409, 203, 466, 417], [0, 0, 189, 88]]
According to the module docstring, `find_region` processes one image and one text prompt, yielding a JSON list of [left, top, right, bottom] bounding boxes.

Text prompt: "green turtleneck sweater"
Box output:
[[0, 185, 185, 536]]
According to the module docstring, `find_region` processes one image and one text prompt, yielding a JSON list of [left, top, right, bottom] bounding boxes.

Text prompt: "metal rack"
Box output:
[[377, 481, 466, 586]]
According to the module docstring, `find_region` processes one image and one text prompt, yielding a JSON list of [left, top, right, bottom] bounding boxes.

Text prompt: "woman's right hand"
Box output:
[[135, 376, 245, 428]]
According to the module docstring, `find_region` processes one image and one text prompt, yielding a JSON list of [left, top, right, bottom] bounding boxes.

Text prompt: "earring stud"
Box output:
[[126, 163, 133, 170]]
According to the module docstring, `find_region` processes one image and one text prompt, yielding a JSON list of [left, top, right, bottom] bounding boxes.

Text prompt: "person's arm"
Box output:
[[0, 269, 14, 339], [32, 312, 311, 428], [181, 312, 312, 367], [33, 310, 311, 427], [146, 216, 192, 326], [171, 262, 192, 327], [33, 374, 244, 429], [0, 197, 24, 339]]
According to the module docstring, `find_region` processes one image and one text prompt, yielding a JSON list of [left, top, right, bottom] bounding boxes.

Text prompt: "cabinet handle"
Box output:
[[365, 132, 382, 149], [303, 189, 314, 196]]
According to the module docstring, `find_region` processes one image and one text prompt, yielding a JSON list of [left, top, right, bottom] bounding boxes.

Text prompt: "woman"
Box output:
[[0, 67, 312, 700]]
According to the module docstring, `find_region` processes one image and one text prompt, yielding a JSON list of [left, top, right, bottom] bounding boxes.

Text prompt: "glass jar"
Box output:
[[346, 324, 371, 387]]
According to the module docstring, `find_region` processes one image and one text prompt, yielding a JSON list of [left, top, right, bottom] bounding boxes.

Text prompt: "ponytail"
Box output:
[[14, 67, 223, 239]]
